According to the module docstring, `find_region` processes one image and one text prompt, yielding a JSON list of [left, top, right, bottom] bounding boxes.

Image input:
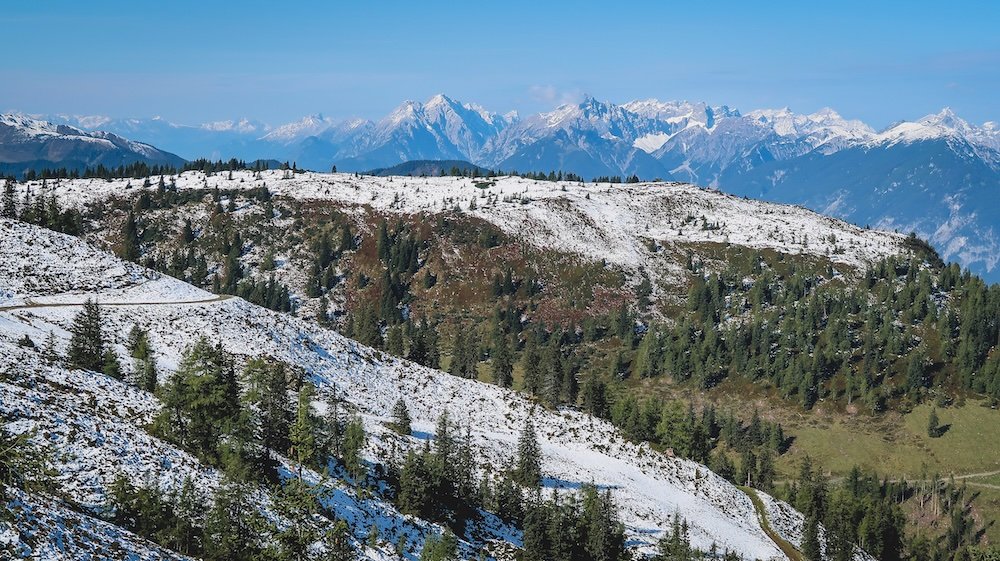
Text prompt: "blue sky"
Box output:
[[2, 1, 997, 128]]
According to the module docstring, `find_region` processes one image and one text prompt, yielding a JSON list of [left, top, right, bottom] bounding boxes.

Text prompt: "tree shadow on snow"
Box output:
[[541, 477, 620, 491]]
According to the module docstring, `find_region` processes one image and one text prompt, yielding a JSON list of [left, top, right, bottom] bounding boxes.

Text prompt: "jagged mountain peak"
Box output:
[[622, 99, 740, 129], [870, 108, 978, 148], [260, 113, 336, 143], [200, 117, 265, 133]]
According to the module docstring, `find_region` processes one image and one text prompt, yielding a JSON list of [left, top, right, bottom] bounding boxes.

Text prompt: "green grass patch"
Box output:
[[778, 399, 1000, 480]]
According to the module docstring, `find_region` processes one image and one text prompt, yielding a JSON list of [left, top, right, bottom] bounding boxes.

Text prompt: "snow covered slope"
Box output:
[[0, 217, 853, 560], [19, 170, 911, 290]]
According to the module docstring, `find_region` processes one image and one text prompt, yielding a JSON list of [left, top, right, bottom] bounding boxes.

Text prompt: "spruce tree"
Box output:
[[166, 476, 205, 555], [289, 383, 318, 476], [420, 530, 458, 561], [204, 479, 267, 561], [323, 390, 344, 463], [398, 445, 433, 518], [323, 518, 355, 561], [449, 329, 467, 378], [0, 425, 53, 501], [928, 407, 941, 438], [139, 356, 158, 393], [120, 210, 141, 262], [521, 492, 550, 561], [492, 333, 513, 387], [41, 331, 60, 365], [274, 476, 319, 561], [67, 299, 104, 372], [102, 349, 123, 380], [391, 398, 412, 435], [153, 338, 239, 461], [515, 419, 542, 487], [521, 338, 542, 394], [386, 325, 404, 356], [342, 416, 367, 482], [803, 513, 822, 561], [245, 358, 291, 463], [1, 179, 15, 219], [582, 484, 626, 561]]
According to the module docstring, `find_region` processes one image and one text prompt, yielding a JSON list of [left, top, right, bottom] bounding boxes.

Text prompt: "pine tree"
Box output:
[[41, 331, 59, 365], [289, 383, 318, 477], [323, 518, 355, 561], [274, 476, 319, 561], [398, 445, 433, 518], [153, 338, 239, 461], [102, 349, 123, 379], [386, 325, 404, 356], [67, 299, 104, 372], [391, 398, 412, 435], [138, 356, 158, 393], [204, 479, 267, 561], [376, 220, 390, 261], [521, 492, 550, 561], [0, 425, 53, 501], [492, 332, 513, 387], [928, 407, 941, 438], [323, 390, 344, 463], [420, 530, 458, 561], [342, 416, 367, 482], [1, 179, 15, 219], [180, 218, 195, 244], [654, 513, 692, 561], [582, 485, 626, 561], [120, 210, 141, 262], [166, 476, 205, 555], [245, 359, 291, 455], [317, 295, 330, 326], [515, 419, 542, 487], [803, 513, 822, 561], [633, 327, 660, 378], [18, 186, 33, 223], [521, 337, 542, 394]]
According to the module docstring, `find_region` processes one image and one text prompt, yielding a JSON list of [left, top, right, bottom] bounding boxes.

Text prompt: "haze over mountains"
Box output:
[[0, 113, 185, 177], [4, 94, 998, 281]]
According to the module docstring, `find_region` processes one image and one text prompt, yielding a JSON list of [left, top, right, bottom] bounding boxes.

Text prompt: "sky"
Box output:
[[2, 1, 998, 128]]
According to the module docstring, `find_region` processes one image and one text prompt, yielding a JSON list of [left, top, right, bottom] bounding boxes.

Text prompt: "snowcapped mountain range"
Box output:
[[0, 114, 184, 176], [4, 95, 998, 281], [27, 95, 998, 181]]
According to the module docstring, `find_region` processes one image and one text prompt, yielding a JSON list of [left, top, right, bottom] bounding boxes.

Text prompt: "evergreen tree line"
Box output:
[[654, 255, 1000, 406], [777, 457, 987, 561], [519, 485, 628, 561], [783, 459, 907, 561], [305, 223, 355, 302], [115, 333, 631, 560], [110, 338, 368, 560], [2, 178, 82, 234], [343, 220, 428, 344], [19, 161, 180, 181], [182, 158, 277, 174], [105, 185, 293, 313], [17, 158, 281, 181]]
